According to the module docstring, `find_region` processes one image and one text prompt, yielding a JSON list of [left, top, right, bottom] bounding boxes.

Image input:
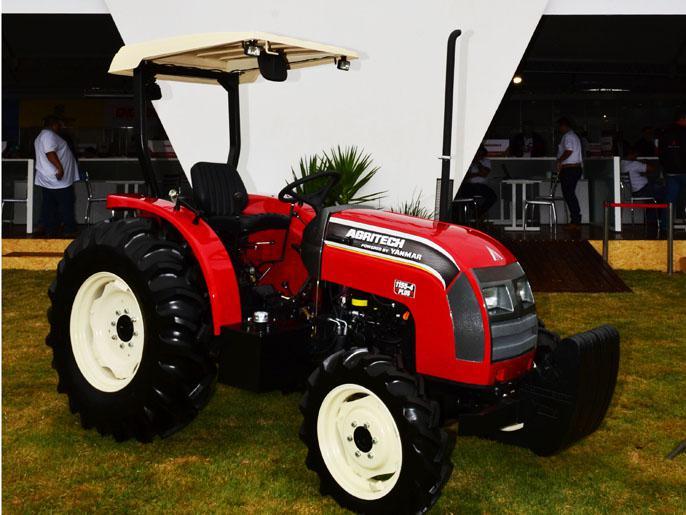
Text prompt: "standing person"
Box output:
[[634, 126, 657, 157], [556, 117, 584, 229], [509, 121, 546, 157], [455, 146, 497, 221], [658, 110, 686, 228], [34, 115, 79, 237]]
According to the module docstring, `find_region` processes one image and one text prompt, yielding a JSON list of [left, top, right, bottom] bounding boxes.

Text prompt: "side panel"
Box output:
[[241, 194, 315, 296], [321, 243, 503, 385], [320, 211, 534, 386], [106, 194, 241, 334]]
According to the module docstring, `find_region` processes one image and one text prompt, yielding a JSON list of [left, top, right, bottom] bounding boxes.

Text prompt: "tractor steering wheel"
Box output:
[[278, 171, 341, 212]]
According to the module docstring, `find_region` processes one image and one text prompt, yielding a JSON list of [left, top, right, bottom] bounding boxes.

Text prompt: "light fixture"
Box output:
[[482, 285, 514, 315], [512, 75, 523, 85], [337, 57, 351, 71], [583, 87, 630, 92], [244, 41, 261, 57]]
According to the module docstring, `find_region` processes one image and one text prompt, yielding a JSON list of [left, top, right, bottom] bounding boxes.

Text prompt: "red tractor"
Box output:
[[47, 32, 619, 513]]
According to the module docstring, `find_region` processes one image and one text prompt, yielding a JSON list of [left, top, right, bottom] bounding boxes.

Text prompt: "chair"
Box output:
[[83, 170, 108, 225], [523, 173, 564, 233], [451, 198, 478, 224], [190, 162, 291, 246], [1, 198, 27, 223], [619, 172, 655, 225]]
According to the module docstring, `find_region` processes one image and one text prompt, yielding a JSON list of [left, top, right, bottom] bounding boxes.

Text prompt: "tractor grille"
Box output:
[[490, 313, 538, 361]]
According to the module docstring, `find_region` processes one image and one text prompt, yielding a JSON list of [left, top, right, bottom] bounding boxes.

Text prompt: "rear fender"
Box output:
[[106, 194, 241, 334]]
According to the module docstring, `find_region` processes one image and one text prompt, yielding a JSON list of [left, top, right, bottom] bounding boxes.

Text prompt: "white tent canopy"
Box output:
[[108, 31, 359, 84]]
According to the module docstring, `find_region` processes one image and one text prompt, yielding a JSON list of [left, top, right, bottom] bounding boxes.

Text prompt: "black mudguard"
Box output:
[[520, 324, 620, 455]]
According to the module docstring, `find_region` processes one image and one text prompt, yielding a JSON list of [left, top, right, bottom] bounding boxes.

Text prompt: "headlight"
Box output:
[[515, 278, 534, 304], [482, 285, 514, 315]]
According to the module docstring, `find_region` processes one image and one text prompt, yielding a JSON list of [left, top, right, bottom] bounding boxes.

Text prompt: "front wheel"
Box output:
[[299, 349, 454, 514]]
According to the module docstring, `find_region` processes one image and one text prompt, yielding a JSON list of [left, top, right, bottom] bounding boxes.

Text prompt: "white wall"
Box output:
[[8, 0, 686, 208], [104, 0, 547, 207]]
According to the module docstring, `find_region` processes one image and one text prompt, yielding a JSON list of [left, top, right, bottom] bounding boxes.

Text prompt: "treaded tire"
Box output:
[[46, 218, 216, 442], [299, 348, 454, 514]]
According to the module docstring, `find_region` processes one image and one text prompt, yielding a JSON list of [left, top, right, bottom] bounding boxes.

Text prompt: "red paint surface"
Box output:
[[106, 194, 241, 334], [108, 196, 534, 386], [323, 209, 532, 385]]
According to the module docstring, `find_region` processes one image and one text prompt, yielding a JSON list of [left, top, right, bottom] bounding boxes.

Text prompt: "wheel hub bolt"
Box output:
[[111, 335, 117, 340], [363, 423, 369, 429], [367, 453, 374, 459], [111, 321, 116, 326], [116, 310, 121, 316], [347, 436, 353, 442], [128, 342, 134, 347], [119, 343, 124, 349], [351, 421, 357, 428], [372, 438, 378, 445], [354, 451, 360, 457], [124, 308, 129, 314]]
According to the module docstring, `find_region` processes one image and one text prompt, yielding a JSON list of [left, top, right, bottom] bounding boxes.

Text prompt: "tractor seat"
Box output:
[[190, 162, 290, 240]]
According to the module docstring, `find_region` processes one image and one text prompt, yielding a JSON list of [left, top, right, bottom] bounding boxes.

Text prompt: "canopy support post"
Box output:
[[133, 64, 161, 198], [218, 75, 241, 169]]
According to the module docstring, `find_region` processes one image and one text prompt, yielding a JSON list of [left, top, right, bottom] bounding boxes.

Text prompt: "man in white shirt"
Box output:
[[621, 147, 660, 225], [556, 117, 584, 227], [34, 116, 79, 236], [454, 146, 497, 221], [621, 147, 657, 197]]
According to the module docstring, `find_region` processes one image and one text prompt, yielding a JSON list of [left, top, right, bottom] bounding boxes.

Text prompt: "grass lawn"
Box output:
[[3, 270, 686, 513]]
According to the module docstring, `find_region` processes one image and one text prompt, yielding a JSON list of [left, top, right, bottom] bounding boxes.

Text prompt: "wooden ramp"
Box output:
[[503, 240, 630, 293]]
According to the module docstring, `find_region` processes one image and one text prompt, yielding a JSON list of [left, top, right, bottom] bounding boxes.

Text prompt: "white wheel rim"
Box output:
[[317, 383, 403, 500], [70, 271, 145, 392]]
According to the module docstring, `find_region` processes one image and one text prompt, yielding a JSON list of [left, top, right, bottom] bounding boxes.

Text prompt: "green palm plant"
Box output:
[[391, 191, 434, 219], [290, 145, 385, 207]]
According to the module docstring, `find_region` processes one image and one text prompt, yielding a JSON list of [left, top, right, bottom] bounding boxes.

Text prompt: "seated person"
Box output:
[[621, 146, 662, 224], [621, 146, 658, 199], [455, 146, 497, 221]]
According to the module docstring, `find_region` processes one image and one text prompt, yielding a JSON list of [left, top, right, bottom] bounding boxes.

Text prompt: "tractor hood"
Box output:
[[327, 209, 517, 288]]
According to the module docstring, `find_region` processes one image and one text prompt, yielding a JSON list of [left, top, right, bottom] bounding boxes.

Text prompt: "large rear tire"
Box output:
[[299, 348, 453, 514], [46, 218, 216, 442]]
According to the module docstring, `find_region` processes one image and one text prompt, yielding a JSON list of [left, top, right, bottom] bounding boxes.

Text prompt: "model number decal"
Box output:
[[394, 279, 416, 298]]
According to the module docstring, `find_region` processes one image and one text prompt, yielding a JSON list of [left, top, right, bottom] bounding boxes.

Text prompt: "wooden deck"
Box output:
[[502, 239, 631, 293]]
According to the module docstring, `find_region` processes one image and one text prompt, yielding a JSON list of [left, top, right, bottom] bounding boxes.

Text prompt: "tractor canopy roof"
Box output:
[[108, 31, 359, 84]]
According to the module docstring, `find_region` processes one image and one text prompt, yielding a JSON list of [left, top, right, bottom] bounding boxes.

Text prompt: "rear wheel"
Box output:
[[47, 218, 216, 441], [300, 348, 453, 514]]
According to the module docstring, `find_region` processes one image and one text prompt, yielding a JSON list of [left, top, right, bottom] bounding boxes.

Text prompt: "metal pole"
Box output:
[[218, 75, 241, 169], [26, 159, 34, 234], [612, 156, 622, 232], [439, 29, 462, 222], [668, 203, 674, 276], [603, 203, 610, 262], [133, 65, 160, 198]]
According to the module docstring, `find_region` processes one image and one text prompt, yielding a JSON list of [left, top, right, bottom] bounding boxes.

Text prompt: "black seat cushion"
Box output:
[[191, 162, 248, 216], [190, 162, 290, 238]]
